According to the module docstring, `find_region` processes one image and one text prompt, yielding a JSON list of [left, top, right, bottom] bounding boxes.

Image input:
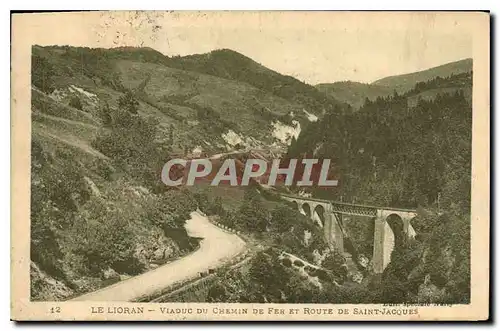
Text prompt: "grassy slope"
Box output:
[[31, 87, 179, 300], [166, 49, 344, 115], [114, 59, 307, 149]]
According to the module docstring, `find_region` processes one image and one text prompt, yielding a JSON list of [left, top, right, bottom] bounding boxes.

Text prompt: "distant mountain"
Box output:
[[316, 81, 393, 109], [372, 58, 472, 92], [316, 58, 472, 108]]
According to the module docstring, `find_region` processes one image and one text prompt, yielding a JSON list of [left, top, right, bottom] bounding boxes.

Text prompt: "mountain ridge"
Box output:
[[372, 58, 472, 91], [315, 58, 472, 108]]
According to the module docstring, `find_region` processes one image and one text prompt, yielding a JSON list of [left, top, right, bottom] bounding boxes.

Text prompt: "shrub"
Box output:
[[32, 54, 56, 93], [31, 201, 66, 280], [281, 258, 292, 267], [99, 102, 113, 126], [207, 196, 225, 216], [316, 269, 332, 282], [207, 283, 227, 302], [69, 198, 145, 276], [293, 260, 304, 267], [69, 96, 83, 110], [269, 205, 296, 232], [118, 91, 139, 114], [322, 249, 346, 272]]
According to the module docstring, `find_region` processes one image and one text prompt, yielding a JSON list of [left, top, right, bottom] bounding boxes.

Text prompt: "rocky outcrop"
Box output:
[[51, 85, 99, 110], [134, 230, 182, 268]]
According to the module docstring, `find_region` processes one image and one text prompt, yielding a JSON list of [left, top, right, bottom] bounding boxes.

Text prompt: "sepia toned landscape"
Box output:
[[30, 44, 473, 305], [11, 11, 490, 321]]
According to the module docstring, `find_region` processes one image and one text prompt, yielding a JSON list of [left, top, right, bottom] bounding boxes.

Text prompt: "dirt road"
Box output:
[[71, 211, 246, 302]]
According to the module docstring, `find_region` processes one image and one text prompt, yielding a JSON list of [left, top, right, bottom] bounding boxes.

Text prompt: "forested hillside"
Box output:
[[316, 59, 472, 109], [285, 71, 472, 303], [291, 72, 472, 210], [31, 45, 323, 155], [372, 58, 472, 92]]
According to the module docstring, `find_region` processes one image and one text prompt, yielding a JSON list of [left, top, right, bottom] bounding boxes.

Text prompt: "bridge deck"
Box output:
[[280, 193, 417, 213]]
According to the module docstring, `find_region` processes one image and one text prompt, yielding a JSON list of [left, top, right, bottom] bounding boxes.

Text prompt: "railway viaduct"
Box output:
[[280, 194, 417, 273]]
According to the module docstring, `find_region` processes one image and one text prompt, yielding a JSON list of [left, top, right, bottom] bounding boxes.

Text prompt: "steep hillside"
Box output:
[[316, 81, 393, 109], [166, 49, 344, 114], [31, 81, 202, 300], [33, 45, 321, 154], [286, 68, 472, 303], [372, 58, 472, 92], [114, 59, 308, 149], [30, 45, 337, 300]]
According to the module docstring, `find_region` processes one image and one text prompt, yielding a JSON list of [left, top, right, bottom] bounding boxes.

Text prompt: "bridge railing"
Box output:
[[280, 193, 417, 213]]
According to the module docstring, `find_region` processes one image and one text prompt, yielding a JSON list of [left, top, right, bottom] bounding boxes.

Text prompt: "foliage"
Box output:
[[31, 135, 199, 298], [321, 249, 347, 279], [92, 108, 168, 190], [70, 198, 144, 275], [410, 72, 472, 95], [42, 45, 125, 90], [194, 104, 235, 133], [268, 205, 295, 233], [202, 249, 363, 303], [370, 211, 471, 304], [205, 250, 296, 303], [207, 196, 225, 216], [32, 54, 56, 93], [99, 102, 113, 127], [289, 86, 472, 211], [241, 189, 269, 232], [30, 58, 200, 299], [147, 190, 197, 229], [69, 96, 83, 110], [118, 91, 140, 114], [30, 200, 66, 281], [286, 75, 472, 304], [206, 283, 227, 302]]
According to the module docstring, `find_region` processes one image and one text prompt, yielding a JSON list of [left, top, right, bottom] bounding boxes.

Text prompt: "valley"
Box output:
[[30, 45, 471, 304]]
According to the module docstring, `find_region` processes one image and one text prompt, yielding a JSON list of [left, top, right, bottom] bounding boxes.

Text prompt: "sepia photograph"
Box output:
[[10, 10, 490, 321]]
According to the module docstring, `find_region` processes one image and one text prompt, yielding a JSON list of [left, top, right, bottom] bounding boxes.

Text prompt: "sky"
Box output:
[[22, 11, 475, 85]]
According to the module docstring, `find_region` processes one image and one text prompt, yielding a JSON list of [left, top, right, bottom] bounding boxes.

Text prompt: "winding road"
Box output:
[[70, 211, 246, 302]]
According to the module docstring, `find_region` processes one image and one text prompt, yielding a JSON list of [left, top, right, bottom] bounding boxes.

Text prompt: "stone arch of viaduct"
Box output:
[[282, 195, 417, 273]]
